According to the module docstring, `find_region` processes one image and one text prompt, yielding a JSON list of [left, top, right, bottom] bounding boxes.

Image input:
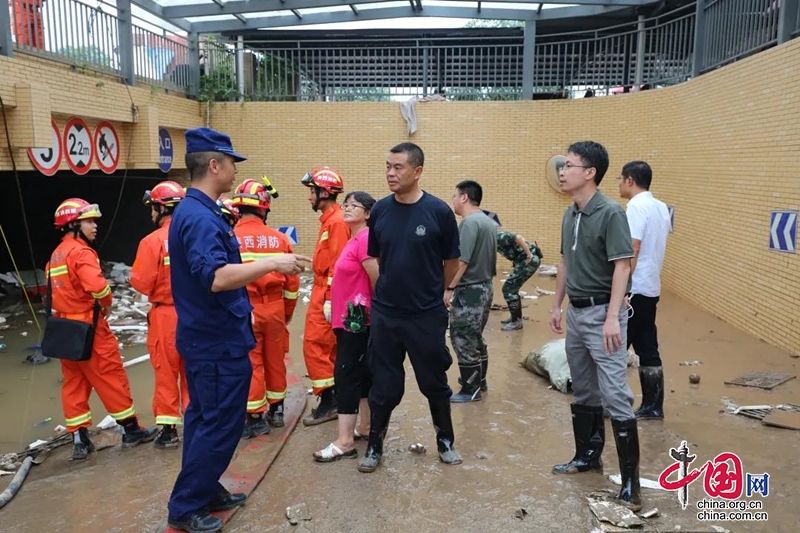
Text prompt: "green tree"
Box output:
[[58, 46, 113, 69]]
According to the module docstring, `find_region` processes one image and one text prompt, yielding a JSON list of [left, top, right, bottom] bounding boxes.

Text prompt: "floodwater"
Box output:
[[1, 271, 799, 533]]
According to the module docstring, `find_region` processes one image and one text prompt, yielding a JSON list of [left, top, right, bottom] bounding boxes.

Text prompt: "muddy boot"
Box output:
[[458, 359, 489, 391], [611, 418, 642, 511], [154, 424, 180, 449], [358, 408, 391, 473], [168, 512, 223, 533], [25, 353, 51, 364], [552, 403, 605, 474], [501, 300, 523, 331], [451, 365, 482, 403], [266, 401, 285, 428], [634, 366, 664, 420], [303, 387, 339, 426], [242, 412, 271, 439], [119, 417, 159, 448], [206, 488, 247, 512], [429, 399, 462, 465], [71, 427, 95, 461]]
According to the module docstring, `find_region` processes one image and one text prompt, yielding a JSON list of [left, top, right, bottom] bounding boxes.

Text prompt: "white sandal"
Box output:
[[313, 442, 357, 463]]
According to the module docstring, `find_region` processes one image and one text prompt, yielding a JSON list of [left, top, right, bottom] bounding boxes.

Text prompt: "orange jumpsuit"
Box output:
[[235, 218, 300, 412], [130, 216, 188, 426], [304, 204, 350, 395], [11, 0, 45, 49], [47, 235, 137, 433]]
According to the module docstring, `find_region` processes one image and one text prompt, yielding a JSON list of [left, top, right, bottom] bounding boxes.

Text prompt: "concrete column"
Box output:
[[188, 32, 200, 98], [692, 0, 707, 78], [778, 0, 800, 44], [117, 0, 135, 86], [236, 35, 245, 101], [0, 1, 12, 57], [635, 15, 646, 87], [522, 20, 537, 100]]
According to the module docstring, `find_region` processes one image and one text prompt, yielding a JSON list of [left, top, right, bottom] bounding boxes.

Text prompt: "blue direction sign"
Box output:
[[768, 210, 797, 253], [278, 226, 298, 245], [158, 128, 173, 173]]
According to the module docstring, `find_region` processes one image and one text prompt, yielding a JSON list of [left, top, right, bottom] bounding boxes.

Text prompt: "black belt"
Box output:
[[569, 294, 611, 308]]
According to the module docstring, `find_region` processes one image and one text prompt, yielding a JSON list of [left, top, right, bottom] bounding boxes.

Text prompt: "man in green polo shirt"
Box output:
[[548, 141, 642, 512]]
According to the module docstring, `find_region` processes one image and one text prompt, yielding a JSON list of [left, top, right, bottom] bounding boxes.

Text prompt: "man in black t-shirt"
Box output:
[[358, 142, 463, 473]]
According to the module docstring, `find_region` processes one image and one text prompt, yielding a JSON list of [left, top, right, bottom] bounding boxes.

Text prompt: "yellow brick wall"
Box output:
[[0, 53, 203, 172]]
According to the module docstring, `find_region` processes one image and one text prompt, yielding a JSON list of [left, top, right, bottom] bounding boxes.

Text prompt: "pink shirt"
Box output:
[[330, 228, 372, 330]]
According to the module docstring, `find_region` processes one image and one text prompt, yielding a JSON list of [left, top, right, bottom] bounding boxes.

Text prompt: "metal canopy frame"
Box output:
[[129, 0, 658, 34]]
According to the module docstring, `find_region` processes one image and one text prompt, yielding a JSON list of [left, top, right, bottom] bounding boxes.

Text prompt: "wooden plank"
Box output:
[[762, 411, 800, 431]]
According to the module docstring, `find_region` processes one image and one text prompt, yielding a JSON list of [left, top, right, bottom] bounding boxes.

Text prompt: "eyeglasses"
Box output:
[[561, 162, 592, 171], [342, 203, 365, 211]]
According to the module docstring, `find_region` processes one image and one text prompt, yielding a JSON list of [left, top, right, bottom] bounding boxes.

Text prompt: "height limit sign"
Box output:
[[159, 128, 173, 173], [64, 117, 93, 175]]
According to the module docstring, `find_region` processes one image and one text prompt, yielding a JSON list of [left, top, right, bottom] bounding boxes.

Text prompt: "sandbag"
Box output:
[[521, 338, 572, 394]]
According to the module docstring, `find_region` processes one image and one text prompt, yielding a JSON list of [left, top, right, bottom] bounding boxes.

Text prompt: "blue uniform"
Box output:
[[167, 188, 255, 521]]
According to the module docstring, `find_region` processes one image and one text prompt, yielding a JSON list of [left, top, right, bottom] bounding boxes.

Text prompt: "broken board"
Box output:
[[762, 410, 800, 431], [724, 371, 796, 390]]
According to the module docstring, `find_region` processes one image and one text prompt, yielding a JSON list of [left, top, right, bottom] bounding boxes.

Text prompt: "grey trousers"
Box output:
[[566, 303, 635, 421]]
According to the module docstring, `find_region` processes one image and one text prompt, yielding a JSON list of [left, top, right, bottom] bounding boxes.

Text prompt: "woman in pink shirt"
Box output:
[[314, 191, 379, 462]]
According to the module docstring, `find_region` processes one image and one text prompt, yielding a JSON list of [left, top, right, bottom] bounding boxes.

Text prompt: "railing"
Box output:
[[7, 0, 190, 93], [700, 0, 781, 71]]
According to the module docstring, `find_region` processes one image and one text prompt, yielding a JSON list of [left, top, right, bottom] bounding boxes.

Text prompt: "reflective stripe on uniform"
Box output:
[[320, 231, 329, 241], [282, 290, 298, 300], [327, 276, 333, 286], [155, 415, 182, 425], [240, 251, 285, 263], [109, 405, 135, 421], [91, 284, 111, 299], [247, 396, 267, 411], [310, 377, 335, 389], [163, 256, 170, 266], [65, 411, 92, 427], [49, 265, 68, 277], [266, 389, 287, 400]]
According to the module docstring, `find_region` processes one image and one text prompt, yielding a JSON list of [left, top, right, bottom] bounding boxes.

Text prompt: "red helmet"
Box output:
[[301, 167, 344, 194], [217, 195, 240, 225], [54, 198, 102, 228], [231, 179, 271, 210], [143, 181, 185, 207]]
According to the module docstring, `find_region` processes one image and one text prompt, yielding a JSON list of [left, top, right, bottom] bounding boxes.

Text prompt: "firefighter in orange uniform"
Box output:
[[48, 198, 158, 461], [11, 0, 46, 49], [130, 181, 188, 449], [232, 179, 300, 435], [300, 167, 350, 426]]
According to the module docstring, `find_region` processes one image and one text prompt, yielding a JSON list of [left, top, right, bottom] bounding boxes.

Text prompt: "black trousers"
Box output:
[[367, 305, 453, 412], [333, 328, 372, 414], [626, 294, 661, 367]]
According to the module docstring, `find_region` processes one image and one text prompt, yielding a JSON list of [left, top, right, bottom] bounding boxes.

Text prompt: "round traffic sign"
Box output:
[[27, 120, 63, 176], [63, 117, 94, 175], [93, 121, 120, 174]]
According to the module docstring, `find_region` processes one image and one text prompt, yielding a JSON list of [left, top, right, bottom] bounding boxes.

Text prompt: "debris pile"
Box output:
[[298, 272, 313, 305], [102, 262, 149, 346]]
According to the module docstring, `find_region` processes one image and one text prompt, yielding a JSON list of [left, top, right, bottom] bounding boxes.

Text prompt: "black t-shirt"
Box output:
[[368, 191, 460, 316]]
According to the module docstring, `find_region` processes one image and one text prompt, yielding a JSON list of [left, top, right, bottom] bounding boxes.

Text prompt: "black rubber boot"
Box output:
[[266, 401, 285, 427], [168, 512, 223, 533], [242, 412, 271, 439], [71, 427, 95, 461], [501, 300, 523, 331], [634, 366, 665, 420], [154, 424, 180, 449], [451, 365, 482, 403], [119, 417, 159, 448], [358, 408, 391, 473], [552, 403, 605, 474], [611, 418, 642, 511], [458, 360, 489, 392], [429, 399, 463, 465], [303, 387, 339, 426], [206, 488, 247, 512]]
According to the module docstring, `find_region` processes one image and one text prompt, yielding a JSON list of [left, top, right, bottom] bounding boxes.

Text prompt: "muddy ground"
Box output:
[[1, 272, 798, 533]]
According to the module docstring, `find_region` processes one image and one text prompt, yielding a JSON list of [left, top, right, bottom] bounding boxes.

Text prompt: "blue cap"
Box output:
[[184, 127, 247, 162]]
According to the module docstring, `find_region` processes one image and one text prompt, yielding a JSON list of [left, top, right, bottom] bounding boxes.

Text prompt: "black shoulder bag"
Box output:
[[40, 274, 101, 361]]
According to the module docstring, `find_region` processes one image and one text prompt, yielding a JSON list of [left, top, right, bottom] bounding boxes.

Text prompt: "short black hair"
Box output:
[[185, 151, 227, 181], [567, 141, 609, 185], [456, 180, 483, 206], [621, 161, 653, 190], [390, 142, 424, 168], [238, 206, 267, 218], [344, 191, 376, 213]]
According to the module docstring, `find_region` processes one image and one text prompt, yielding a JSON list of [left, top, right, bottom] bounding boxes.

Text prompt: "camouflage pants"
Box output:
[[449, 281, 494, 367], [502, 258, 540, 304]]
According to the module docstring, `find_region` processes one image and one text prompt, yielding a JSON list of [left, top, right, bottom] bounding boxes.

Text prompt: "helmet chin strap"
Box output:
[[153, 205, 168, 228], [312, 188, 323, 212], [68, 222, 93, 246]]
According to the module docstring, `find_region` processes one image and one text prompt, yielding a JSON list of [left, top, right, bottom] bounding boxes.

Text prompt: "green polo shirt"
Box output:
[[560, 190, 634, 298]]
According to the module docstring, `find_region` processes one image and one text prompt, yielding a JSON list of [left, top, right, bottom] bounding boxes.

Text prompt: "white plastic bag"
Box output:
[[521, 338, 572, 394]]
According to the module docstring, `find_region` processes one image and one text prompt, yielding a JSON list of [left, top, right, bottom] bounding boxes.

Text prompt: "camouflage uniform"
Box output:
[[497, 230, 541, 330], [449, 281, 494, 370]]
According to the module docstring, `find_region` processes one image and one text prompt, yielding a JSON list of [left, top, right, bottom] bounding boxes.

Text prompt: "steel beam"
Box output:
[[522, 20, 536, 99], [166, 0, 646, 19], [118, 0, 136, 86], [236, 35, 245, 101], [778, 0, 799, 44], [188, 32, 201, 97], [131, 0, 194, 32], [634, 14, 644, 86], [691, 0, 705, 77], [0, 0, 12, 57]]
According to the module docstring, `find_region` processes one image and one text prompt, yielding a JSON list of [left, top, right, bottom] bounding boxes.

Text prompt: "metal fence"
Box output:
[[700, 0, 781, 71], [7, 0, 190, 92]]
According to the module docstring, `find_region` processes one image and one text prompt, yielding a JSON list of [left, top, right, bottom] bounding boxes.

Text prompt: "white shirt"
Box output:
[[626, 191, 670, 297]]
